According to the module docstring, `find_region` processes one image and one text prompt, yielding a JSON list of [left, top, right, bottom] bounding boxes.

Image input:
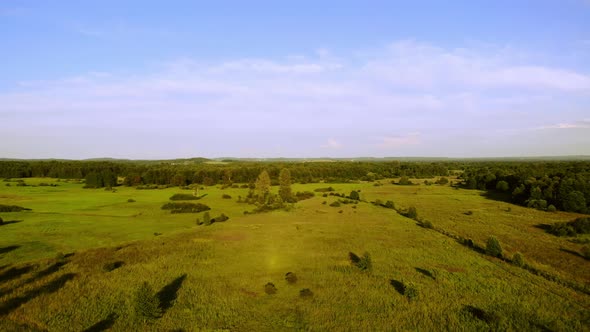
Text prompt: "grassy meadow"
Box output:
[[1, 178, 589, 331]]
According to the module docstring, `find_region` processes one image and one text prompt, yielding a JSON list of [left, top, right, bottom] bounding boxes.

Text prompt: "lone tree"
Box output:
[[486, 236, 503, 258], [134, 281, 162, 320], [255, 170, 271, 204], [278, 168, 293, 202], [349, 190, 360, 200]]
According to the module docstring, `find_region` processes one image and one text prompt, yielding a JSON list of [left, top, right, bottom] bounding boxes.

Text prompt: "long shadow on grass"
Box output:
[[0, 265, 36, 284], [560, 248, 589, 261], [389, 279, 405, 295], [82, 313, 118, 332], [156, 274, 187, 313], [0, 220, 23, 226], [0, 273, 76, 316], [415, 267, 436, 280], [0, 245, 20, 255], [0, 260, 69, 297]]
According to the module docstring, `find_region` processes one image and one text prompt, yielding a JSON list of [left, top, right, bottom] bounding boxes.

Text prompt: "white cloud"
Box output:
[[377, 133, 421, 148], [321, 138, 342, 149], [538, 119, 590, 130]]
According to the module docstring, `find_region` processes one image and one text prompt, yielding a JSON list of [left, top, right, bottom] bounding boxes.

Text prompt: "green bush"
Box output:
[[127, 198, 136, 203], [285, 272, 297, 284], [329, 201, 341, 207], [0, 204, 31, 212], [169, 193, 200, 201], [134, 282, 162, 320], [222, 194, 232, 199], [512, 252, 525, 267], [486, 236, 503, 258], [547, 204, 557, 212], [299, 288, 314, 298], [161, 202, 210, 214], [548, 217, 590, 237], [349, 190, 360, 200], [349, 251, 372, 271], [406, 206, 418, 219], [314, 187, 335, 192], [404, 282, 419, 301]]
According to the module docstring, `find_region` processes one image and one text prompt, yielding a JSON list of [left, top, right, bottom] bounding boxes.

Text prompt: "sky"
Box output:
[[1, 0, 590, 159]]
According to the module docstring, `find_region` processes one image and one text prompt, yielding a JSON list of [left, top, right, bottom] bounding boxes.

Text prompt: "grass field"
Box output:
[[1, 178, 589, 331]]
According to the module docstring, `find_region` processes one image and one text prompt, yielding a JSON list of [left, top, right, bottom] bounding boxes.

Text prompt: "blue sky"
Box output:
[[1, 1, 590, 159]]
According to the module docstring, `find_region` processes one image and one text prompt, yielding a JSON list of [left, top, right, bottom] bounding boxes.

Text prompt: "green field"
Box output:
[[1, 178, 589, 331]]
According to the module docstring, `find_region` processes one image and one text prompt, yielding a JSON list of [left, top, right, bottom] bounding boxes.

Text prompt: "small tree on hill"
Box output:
[[406, 206, 418, 219], [486, 236, 503, 258], [134, 281, 162, 320], [255, 170, 271, 204], [278, 168, 293, 202]]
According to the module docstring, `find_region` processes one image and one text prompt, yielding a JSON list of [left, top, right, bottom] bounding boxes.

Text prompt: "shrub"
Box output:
[[127, 198, 136, 203], [512, 252, 525, 267], [299, 288, 314, 298], [464, 210, 473, 216], [349, 251, 372, 271], [169, 193, 200, 201], [134, 282, 162, 320], [264, 282, 277, 295], [486, 236, 503, 258], [398, 176, 413, 185], [329, 201, 341, 207], [436, 177, 449, 185], [384, 200, 395, 209], [349, 190, 360, 200], [202, 212, 211, 226], [404, 283, 419, 301], [419, 220, 434, 229], [406, 206, 418, 219], [294, 191, 315, 201], [548, 217, 590, 236], [314, 187, 335, 192], [210, 213, 229, 223], [161, 202, 210, 214], [285, 272, 297, 284], [547, 204, 557, 212], [222, 194, 232, 199]]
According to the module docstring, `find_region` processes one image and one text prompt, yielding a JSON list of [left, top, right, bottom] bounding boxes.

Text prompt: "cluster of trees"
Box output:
[[0, 160, 452, 187], [461, 162, 590, 213]]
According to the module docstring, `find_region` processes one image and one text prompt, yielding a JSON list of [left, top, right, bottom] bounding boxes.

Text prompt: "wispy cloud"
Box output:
[[1, 40, 589, 158], [538, 119, 590, 130]]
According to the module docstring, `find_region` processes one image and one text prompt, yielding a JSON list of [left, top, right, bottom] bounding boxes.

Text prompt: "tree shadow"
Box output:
[[0, 220, 23, 226], [0, 273, 76, 316], [83, 312, 118, 332], [463, 305, 501, 325], [415, 267, 436, 280], [0, 261, 68, 298], [156, 274, 187, 313], [389, 279, 405, 295], [348, 252, 360, 264], [560, 248, 589, 261], [480, 191, 512, 204], [534, 224, 552, 232], [0, 245, 20, 255], [0, 265, 35, 284]]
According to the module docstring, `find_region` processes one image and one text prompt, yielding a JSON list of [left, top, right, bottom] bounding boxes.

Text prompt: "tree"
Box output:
[[134, 281, 162, 320], [349, 190, 360, 200], [563, 191, 587, 213], [278, 168, 292, 202], [255, 170, 271, 204], [486, 236, 503, 258]]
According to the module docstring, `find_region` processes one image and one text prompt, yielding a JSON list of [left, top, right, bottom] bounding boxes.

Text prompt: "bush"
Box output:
[[134, 282, 162, 320], [547, 204, 557, 212], [404, 283, 419, 301], [285, 272, 297, 284], [419, 220, 434, 229], [299, 288, 314, 298], [161, 202, 210, 214], [127, 198, 136, 203], [329, 201, 341, 207], [486, 236, 503, 258], [294, 191, 315, 201], [349, 190, 360, 200], [314, 187, 335, 192], [349, 251, 372, 271], [169, 193, 200, 201], [222, 194, 232, 199], [202, 212, 211, 226], [398, 176, 413, 185], [548, 217, 590, 237], [264, 282, 277, 295], [384, 200, 395, 209], [512, 252, 525, 267], [406, 206, 418, 219]]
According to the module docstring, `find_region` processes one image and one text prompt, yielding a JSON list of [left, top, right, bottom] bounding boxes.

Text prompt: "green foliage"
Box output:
[[398, 176, 413, 185], [419, 220, 434, 229], [278, 168, 293, 202], [299, 288, 314, 298], [486, 236, 503, 258], [404, 283, 419, 301], [384, 200, 395, 209], [314, 187, 335, 192], [294, 191, 314, 201], [406, 206, 418, 219], [222, 194, 232, 199], [547, 204, 557, 212], [496, 180, 509, 192], [562, 191, 587, 213], [161, 202, 210, 214], [436, 177, 449, 185], [349, 251, 372, 271], [329, 201, 341, 207], [127, 198, 136, 203], [134, 281, 162, 320], [349, 190, 360, 200], [169, 193, 201, 200], [255, 170, 271, 204], [202, 211, 211, 226], [548, 217, 590, 237], [512, 252, 525, 267]]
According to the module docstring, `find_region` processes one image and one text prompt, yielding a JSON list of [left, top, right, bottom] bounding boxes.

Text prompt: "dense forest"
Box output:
[[0, 160, 588, 213]]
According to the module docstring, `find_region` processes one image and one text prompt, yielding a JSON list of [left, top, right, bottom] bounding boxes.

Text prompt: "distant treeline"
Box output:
[[1, 159, 589, 213], [461, 161, 590, 213]]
